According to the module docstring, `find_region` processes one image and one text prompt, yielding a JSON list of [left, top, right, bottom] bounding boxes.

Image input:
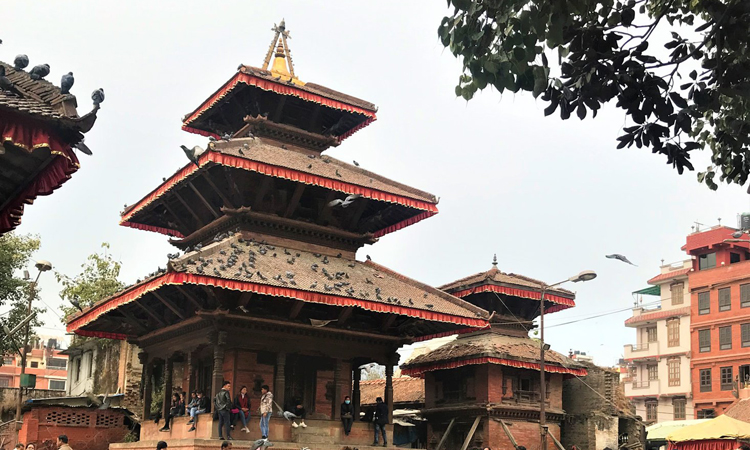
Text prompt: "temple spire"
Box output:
[[492, 254, 498, 267], [262, 19, 303, 85]]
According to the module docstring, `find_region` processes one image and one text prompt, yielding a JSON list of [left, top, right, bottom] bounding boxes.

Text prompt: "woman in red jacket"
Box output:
[[233, 385, 251, 433]]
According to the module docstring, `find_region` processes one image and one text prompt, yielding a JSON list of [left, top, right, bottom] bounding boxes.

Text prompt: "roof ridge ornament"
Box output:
[[261, 19, 304, 85], [492, 254, 498, 268]]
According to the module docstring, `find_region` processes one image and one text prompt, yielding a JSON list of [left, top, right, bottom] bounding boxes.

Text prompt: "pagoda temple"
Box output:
[[0, 55, 99, 234], [66, 21, 489, 449], [401, 257, 587, 450]]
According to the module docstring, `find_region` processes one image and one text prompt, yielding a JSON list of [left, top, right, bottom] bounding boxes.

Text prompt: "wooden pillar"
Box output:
[[352, 362, 361, 419], [333, 359, 344, 420], [186, 350, 195, 395], [139, 352, 152, 421], [274, 352, 286, 409], [211, 331, 227, 399], [162, 356, 174, 423], [385, 358, 394, 424]]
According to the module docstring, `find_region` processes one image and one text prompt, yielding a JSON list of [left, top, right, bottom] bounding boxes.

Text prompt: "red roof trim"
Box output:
[[119, 150, 438, 238], [66, 272, 487, 338], [647, 268, 691, 284], [182, 73, 377, 142], [450, 284, 575, 313], [400, 356, 588, 378], [624, 306, 690, 325]]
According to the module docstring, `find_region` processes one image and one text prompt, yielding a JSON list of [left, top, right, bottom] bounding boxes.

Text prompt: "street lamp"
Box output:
[[539, 270, 596, 450], [14, 260, 52, 424]]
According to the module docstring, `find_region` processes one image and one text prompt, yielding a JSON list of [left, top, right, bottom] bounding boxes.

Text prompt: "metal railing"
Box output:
[[632, 380, 651, 389], [630, 343, 650, 351]]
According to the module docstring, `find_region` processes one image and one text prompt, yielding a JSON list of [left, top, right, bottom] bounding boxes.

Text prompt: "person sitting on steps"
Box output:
[[288, 398, 307, 429], [233, 385, 251, 433], [159, 392, 185, 432], [340, 395, 354, 436], [187, 390, 210, 432]]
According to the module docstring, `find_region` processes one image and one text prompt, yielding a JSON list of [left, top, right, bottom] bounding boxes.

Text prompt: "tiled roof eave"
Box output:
[[401, 355, 587, 378]]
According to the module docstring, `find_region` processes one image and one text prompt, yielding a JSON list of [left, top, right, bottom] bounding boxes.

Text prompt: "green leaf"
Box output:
[[513, 47, 526, 62], [484, 60, 500, 74]]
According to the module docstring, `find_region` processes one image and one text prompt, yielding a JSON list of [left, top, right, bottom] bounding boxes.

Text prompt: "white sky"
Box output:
[[4, 1, 748, 365]]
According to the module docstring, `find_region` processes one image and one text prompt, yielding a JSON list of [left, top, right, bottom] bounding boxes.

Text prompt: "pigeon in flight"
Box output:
[[281, 411, 298, 421], [60, 72, 74, 94], [606, 254, 637, 266], [14, 55, 29, 71], [91, 88, 105, 107], [29, 64, 50, 80], [359, 362, 378, 370], [328, 194, 361, 209], [181, 145, 205, 167], [309, 318, 337, 328]]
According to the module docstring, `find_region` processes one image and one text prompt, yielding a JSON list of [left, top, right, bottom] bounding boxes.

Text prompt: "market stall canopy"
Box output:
[[668, 414, 750, 450], [647, 419, 709, 441]]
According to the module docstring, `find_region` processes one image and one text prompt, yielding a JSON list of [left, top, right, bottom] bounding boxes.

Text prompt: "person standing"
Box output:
[[234, 385, 251, 433], [187, 390, 210, 432], [57, 435, 72, 450], [373, 397, 388, 447], [340, 395, 353, 436], [215, 381, 233, 440], [259, 385, 273, 439]]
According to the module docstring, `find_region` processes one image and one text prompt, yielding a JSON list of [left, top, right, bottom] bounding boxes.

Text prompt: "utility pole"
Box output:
[[14, 260, 52, 425]]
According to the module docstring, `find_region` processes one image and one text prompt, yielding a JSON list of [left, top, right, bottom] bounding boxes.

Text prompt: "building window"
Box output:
[[648, 365, 658, 380], [646, 400, 658, 422], [700, 368, 712, 392], [74, 358, 80, 383], [742, 323, 750, 348], [698, 292, 710, 315], [30, 361, 38, 369], [630, 366, 637, 379], [3, 358, 12, 366], [731, 253, 741, 264], [742, 284, 750, 308], [699, 252, 717, 270], [720, 326, 732, 350], [668, 319, 680, 347], [671, 283, 684, 305], [720, 366, 733, 391], [719, 288, 732, 311], [47, 358, 67, 370], [699, 329, 711, 352], [697, 409, 716, 419], [48, 380, 66, 391], [668, 358, 680, 386], [0, 377, 11, 387], [87, 353, 94, 378], [673, 397, 686, 420], [647, 327, 657, 343]]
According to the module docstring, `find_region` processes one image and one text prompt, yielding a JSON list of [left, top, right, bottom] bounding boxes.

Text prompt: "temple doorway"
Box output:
[[285, 354, 318, 412]]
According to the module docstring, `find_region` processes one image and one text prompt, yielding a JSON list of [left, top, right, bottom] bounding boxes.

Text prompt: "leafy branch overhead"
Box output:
[[440, 0, 750, 190]]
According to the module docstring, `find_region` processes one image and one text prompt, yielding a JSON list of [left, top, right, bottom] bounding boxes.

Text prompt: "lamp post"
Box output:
[[539, 270, 596, 450], [15, 260, 52, 424]]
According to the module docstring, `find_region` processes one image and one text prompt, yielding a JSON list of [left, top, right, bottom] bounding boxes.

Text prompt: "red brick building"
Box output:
[[401, 258, 587, 450], [0, 340, 68, 391], [684, 226, 750, 418]]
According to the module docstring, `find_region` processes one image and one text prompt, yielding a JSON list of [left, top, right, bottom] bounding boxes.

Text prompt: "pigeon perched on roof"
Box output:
[[69, 298, 84, 313], [29, 64, 50, 80], [60, 72, 74, 94], [605, 254, 637, 266], [14, 55, 29, 71], [732, 230, 745, 238], [0, 66, 21, 96], [74, 138, 92, 156], [181, 145, 205, 168], [91, 88, 105, 107]]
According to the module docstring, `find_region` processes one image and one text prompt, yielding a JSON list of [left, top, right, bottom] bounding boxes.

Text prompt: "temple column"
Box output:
[[162, 356, 174, 424], [385, 356, 395, 424], [352, 361, 361, 419], [186, 350, 195, 395], [274, 352, 286, 409], [211, 331, 227, 399], [333, 358, 344, 419], [139, 352, 152, 421]]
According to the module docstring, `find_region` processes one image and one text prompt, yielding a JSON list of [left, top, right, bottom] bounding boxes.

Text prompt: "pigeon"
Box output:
[[221, 132, 232, 141], [310, 318, 337, 327], [732, 230, 745, 238], [29, 64, 50, 80], [359, 362, 378, 370], [328, 194, 361, 209], [366, 255, 372, 261], [181, 145, 205, 167], [91, 88, 105, 107], [250, 438, 273, 450], [353, 160, 360, 166], [74, 138, 93, 156], [605, 254, 637, 266], [14, 54, 29, 71], [282, 411, 298, 421], [0, 66, 21, 96], [98, 394, 111, 410], [60, 72, 74, 94], [69, 298, 84, 312], [238, 305, 249, 313]]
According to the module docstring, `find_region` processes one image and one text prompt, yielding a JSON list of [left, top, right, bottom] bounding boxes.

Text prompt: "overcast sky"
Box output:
[[4, 1, 748, 366]]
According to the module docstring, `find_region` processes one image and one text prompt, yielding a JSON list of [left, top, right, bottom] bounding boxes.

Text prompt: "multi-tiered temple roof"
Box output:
[[0, 58, 99, 233]]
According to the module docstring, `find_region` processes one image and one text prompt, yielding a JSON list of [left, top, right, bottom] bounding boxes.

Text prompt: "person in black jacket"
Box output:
[[340, 395, 354, 436], [214, 381, 233, 440], [159, 393, 185, 431], [187, 390, 210, 432], [373, 397, 388, 447]]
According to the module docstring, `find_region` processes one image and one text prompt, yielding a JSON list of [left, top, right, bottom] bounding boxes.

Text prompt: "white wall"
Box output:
[[66, 349, 97, 396]]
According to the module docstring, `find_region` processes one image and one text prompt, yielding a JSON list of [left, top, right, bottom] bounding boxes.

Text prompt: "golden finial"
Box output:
[[261, 19, 303, 85]]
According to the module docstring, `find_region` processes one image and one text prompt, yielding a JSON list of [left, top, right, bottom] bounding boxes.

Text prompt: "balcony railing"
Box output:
[[631, 343, 650, 351], [632, 380, 651, 389]]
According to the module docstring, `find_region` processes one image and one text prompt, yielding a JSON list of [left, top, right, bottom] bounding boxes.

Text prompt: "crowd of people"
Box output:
[[15, 434, 72, 450], [155, 381, 390, 445]]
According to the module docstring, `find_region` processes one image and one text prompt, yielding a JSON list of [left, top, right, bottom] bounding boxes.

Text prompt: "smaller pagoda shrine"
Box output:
[[401, 256, 587, 450], [67, 21, 489, 450], [0, 52, 99, 234]]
